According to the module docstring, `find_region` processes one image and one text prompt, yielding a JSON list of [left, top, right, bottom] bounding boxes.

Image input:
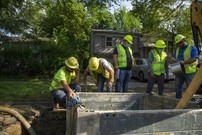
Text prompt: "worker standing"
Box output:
[[172, 34, 198, 99], [83, 57, 114, 92], [49, 56, 81, 109], [113, 35, 136, 92], [146, 40, 168, 95]]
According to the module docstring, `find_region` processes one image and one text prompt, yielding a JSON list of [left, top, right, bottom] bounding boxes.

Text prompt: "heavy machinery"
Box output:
[[176, 0, 202, 109]]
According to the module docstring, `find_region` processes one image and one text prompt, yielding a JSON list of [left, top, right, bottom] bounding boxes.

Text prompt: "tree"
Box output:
[[130, 0, 189, 36], [114, 7, 141, 32], [0, 0, 40, 36]]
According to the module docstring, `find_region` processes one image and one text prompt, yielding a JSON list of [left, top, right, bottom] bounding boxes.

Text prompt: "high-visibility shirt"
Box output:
[[116, 44, 134, 68], [49, 67, 76, 91], [151, 50, 167, 75], [175, 45, 197, 74]]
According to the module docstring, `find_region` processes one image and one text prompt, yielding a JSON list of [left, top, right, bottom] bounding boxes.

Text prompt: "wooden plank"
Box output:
[[176, 66, 202, 109]]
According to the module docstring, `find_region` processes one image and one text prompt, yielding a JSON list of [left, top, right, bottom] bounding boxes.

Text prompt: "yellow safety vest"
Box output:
[[175, 45, 197, 74], [151, 50, 167, 75], [89, 58, 114, 84], [116, 44, 134, 68]]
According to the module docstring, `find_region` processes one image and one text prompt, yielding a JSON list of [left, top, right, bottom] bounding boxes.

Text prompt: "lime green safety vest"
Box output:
[[151, 50, 167, 75], [89, 58, 114, 84], [49, 67, 76, 91], [116, 44, 134, 68], [175, 45, 197, 74]]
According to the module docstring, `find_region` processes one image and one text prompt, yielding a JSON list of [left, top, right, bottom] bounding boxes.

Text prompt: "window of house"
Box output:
[[106, 37, 112, 46]]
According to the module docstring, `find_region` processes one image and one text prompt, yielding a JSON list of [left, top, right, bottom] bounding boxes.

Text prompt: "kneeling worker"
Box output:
[[49, 56, 81, 109]]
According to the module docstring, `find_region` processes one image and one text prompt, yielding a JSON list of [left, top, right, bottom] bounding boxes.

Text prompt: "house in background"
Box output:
[[90, 29, 175, 63], [90, 29, 143, 63]]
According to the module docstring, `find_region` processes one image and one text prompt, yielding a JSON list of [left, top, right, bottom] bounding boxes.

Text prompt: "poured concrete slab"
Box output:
[[66, 92, 202, 135]]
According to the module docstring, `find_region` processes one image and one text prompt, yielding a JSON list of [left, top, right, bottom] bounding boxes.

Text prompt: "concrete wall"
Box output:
[[67, 92, 202, 135]]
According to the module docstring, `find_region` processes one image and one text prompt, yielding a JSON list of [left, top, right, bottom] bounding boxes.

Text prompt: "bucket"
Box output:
[[170, 62, 183, 74]]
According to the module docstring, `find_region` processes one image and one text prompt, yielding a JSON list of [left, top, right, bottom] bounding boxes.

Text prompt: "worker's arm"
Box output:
[[147, 51, 155, 78], [165, 59, 169, 79], [181, 46, 198, 65], [83, 67, 89, 84], [107, 69, 114, 88], [113, 46, 118, 71], [108, 69, 114, 82], [181, 58, 198, 65], [113, 54, 118, 70], [60, 80, 75, 97]]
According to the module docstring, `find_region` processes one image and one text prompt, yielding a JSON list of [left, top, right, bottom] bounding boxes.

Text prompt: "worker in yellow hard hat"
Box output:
[[113, 35, 136, 92], [83, 57, 114, 92], [172, 34, 198, 99], [49, 56, 81, 109], [146, 39, 168, 96]]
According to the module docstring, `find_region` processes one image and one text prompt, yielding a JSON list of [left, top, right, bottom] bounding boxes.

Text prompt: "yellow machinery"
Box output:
[[176, 0, 202, 109]]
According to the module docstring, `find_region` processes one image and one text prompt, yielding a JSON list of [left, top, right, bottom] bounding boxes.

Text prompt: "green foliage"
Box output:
[[130, 0, 190, 37], [0, 40, 72, 77], [0, 0, 41, 36], [114, 7, 141, 32]]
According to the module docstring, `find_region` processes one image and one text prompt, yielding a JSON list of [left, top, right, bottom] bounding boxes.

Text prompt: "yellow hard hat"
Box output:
[[65, 57, 79, 69], [124, 35, 133, 44], [154, 40, 166, 48], [89, 57, 99, 70], [175, 34, 186, 44]]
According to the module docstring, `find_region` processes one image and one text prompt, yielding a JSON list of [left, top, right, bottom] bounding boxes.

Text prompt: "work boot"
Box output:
[[52, 99, 60, 111]]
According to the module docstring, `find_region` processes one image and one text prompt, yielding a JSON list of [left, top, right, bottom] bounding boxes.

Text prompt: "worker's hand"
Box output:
[[170, 58, 177, 63], [149, 72, 155, 78], [114, 65, 118, 72], [68, 90, 75, 98], [107, 81, 113, 89], [180, 61, 184, 65]]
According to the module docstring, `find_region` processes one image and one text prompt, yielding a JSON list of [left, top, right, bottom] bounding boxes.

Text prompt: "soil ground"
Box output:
[[128, 78, 176, 97]]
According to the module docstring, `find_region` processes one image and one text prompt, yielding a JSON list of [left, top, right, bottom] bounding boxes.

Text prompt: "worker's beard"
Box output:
[[157, 48, 164, 53]]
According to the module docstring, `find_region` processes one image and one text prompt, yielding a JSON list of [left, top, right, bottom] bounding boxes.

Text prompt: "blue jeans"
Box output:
[[51, 84, 81, 105], [115, 69, 132, 92], [97, 74, 112, 92], [175, 72, 195, 99]]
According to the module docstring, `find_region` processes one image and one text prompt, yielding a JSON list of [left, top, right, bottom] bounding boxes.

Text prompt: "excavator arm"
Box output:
[[176, 0, 202, 109], [191, 0, 202, 55]]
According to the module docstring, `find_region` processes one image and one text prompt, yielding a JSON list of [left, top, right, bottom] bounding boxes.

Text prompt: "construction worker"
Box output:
[[146, 40, 168, 95], [171, 34, 198, 99], [49, 56, 81, 109], [113, 35, 136, 92], [83, 57, 114, 92]]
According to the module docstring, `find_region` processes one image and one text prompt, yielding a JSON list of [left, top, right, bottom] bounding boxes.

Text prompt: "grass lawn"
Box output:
[[0, 77, 52, 102]]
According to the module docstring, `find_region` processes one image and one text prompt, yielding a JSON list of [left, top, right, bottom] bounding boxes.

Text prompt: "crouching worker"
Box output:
[[49, 56, 81, 109], [83, 57, 114, 92]]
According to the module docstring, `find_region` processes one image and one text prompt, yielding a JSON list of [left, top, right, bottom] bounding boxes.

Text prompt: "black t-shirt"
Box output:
[[113, 45, 133, 70]]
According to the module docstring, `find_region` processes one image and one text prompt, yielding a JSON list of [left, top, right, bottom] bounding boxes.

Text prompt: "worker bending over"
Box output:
[[83, 57, 114, 92]]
